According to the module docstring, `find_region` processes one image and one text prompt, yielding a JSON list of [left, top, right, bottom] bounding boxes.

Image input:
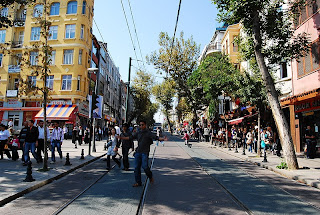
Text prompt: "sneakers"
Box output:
[[132, 183, 142, 187], [50, 161, 55, 164]]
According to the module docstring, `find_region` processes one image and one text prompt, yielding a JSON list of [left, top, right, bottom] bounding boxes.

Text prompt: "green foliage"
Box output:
[[276, 160, 288, 169], [128, 70, 158, 125]]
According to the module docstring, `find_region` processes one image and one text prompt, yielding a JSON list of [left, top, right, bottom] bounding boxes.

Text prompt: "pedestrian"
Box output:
[[19, 121, 28, 163], [246, 129, 253, 153], [231, 126, 238, 148], [120, 123, 134, 171], [63, 125, 68, 140], [114, 124, 121, 136], [305, 125, 316, 159], [84, 127, 90, 144], [182, 131, 191, 148], [8, 119, 13, 128], [98, 127, 103, 141], [23, 120, 39, 165], [0, 124, 11, 160], [119, 120, 167, 187], [106, 128, 121, 170], [9, 134, 20, 161], [50, 121, 64, 164], [78, 125, 84, 145], [37, 120, 50, 163], [72, 125, 78, 149], [204, 126, 210, 142]]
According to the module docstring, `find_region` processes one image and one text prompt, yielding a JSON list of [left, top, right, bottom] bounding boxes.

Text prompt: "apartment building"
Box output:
[[0, 0, 94, 130]]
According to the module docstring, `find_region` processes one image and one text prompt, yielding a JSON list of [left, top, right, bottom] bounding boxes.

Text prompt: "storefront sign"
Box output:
[[78, 101, 89, 118], [6, 99, 22, 108], [295, 97, 320, 113], [49, 100, 72, 105]]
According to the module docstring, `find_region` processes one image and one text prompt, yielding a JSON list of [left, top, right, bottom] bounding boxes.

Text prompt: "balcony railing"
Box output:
[[11, 41, 23, 48], [8, 65, 21, 73], [6, 90, 18, 97], [14, 18, 26, 27]]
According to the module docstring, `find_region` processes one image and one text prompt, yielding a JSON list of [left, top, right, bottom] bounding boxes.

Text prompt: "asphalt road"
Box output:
[[1, 135, 320, 215]]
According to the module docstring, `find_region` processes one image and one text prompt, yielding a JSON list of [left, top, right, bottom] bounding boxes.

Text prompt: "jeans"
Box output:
[[122, 147, 130, 169], [24, 142, 37, 162], [134, 152, 152, 184], [51, 140, 62, 162], [37, 139, 44, 161]]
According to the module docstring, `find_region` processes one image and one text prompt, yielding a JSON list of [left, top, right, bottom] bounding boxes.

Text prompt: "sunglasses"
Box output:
[[139, 124, 145, 126]]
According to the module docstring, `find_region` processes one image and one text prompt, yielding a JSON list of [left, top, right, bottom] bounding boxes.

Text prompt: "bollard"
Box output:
[[64, 153, 72, 166], [80, 149, 85, 159], [262, 147, 268, 162], [23, 162, 35, 182]]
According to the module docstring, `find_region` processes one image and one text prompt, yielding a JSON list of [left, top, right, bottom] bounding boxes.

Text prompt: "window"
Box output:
[[297, 39, 320, 77], [80, 24, 84, 39], [50, 2, 60, 15], [28, 76, 37, 87], [65, 24, 75, 39], [67, 1, 77, 14], [78, 49, 83, 65], [18, 31, 24, 44], [82, 1, 86, 14], [33, 4, 43, 17], [61, 75, 72, 90], [48, 50, 56, 65], [63, 50, 74, 64], [0, 54, 3, 67], [30, 51, 38, 66], [280, 62, 288, 79], [0, 30, 5, 43], [49, 26, 58, 40], [77, 75, 81, 90], [233, 36, 238, 52], [31, 27, 41, 41], [46, 75, 54, 90], [0, 8, 8, 17]]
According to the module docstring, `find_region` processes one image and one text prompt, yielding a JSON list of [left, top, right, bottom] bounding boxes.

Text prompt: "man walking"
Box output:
[[37, 120, 50, 163], [120, 123, 134, 171], [23, 120, 39, 165], [50, 122, 64, 164], [78, 125, 84, 145], [119, 120, 167, 187]]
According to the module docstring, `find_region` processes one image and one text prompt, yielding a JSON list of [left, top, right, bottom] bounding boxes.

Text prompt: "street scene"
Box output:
[[1, 0, 320, 214]]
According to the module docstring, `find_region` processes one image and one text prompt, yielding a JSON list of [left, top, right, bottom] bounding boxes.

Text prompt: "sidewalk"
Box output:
[[199, 140, 320, 189], [0, 138, 108, 206]]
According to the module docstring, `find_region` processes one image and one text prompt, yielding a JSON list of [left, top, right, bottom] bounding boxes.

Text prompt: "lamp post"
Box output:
[[125, 57, 132, 123], [88, 68, 99, 154]]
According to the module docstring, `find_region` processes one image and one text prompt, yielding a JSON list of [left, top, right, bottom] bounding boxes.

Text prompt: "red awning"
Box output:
[[228, 117, 244, 125]]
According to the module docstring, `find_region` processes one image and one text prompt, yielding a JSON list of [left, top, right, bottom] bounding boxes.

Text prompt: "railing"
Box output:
[[8, 65, 21, 73], [6, 90, 18, 97], [14, 18, 26, 27], [11, 41, 23, 48]]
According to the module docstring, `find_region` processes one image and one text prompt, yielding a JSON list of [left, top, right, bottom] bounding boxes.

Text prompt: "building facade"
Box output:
[[0, 0, 95, 130]]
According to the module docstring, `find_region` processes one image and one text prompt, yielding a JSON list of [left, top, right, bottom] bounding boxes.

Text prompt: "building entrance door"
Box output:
[[8, 112, 20, 131]]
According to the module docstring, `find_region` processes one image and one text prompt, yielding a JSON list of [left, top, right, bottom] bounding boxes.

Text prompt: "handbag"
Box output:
[[107, 141, 112, 148]]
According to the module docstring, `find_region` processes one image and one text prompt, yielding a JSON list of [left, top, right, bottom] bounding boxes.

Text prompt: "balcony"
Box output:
[[11, 41, 23, 48], [6, 90, 18, 97], [14, 18, 26, 27], [8, 65, 21, 73]]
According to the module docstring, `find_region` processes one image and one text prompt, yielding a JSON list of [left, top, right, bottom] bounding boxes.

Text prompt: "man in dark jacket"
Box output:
[[19, 121, 28, 163], [120, 123, 134, 171], [119, 120, 167, 187], [23, 120, 39, 165]]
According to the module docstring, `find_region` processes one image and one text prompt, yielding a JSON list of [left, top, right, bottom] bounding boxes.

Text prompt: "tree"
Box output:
[[152, 79, 176, 133], [147, 32, 200, 126], [17, 0, 52, 171], [127, 70, 158, 125], [211, 0, 311, 169]]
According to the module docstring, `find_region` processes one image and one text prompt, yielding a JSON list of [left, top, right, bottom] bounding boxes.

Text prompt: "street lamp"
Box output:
[[88, 67, 99, 154]]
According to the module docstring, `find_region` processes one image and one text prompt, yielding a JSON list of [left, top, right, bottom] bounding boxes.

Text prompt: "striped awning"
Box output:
[[35, 105, 77, 120]]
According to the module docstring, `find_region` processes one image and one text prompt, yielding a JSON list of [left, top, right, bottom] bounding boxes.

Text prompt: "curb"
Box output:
[[0, 153, 107, 207], [209, 144, 320, 190]]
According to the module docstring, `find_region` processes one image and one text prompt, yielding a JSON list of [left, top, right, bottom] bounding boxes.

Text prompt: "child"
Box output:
[[182, 131, 191, 148], [10, 134, 20, 161]]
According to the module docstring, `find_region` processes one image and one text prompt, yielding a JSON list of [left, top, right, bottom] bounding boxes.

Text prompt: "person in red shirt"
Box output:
[[10, 134, 20, 161]]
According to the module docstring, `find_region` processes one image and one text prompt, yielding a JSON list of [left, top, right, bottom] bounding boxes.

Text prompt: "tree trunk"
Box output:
[[252, 12, 299, 169], [257, 111, 261, 157], [166, 113, 172, 135]]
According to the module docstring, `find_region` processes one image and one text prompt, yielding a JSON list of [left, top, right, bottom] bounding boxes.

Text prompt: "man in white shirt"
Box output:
[[37, 120, 50, 162], [50, 122, 64, 164], [0, 124, 11, 159], [115, 124, 121, 136], [8, 119, 13, 128]]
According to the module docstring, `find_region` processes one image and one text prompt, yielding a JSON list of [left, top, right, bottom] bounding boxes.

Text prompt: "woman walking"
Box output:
[[106, 128, 121, 170]]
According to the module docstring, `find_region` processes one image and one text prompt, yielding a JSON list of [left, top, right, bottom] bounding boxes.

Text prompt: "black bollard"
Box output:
[[262, 147, 268, 162], [23, 162, 35, 182], [80, 149, 85, 159], [64, 153, 72, 166]]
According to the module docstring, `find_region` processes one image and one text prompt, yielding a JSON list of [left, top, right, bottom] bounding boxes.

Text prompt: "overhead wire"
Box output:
[[120, 0, 141, 69], [127, 0, 146, 70]]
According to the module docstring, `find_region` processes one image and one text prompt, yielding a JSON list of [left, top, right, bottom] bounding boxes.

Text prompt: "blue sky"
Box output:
[[93, 0, 220, 82]]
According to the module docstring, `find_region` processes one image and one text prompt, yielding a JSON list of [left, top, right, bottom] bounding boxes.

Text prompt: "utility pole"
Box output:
[[125, 57, 132, 123]]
